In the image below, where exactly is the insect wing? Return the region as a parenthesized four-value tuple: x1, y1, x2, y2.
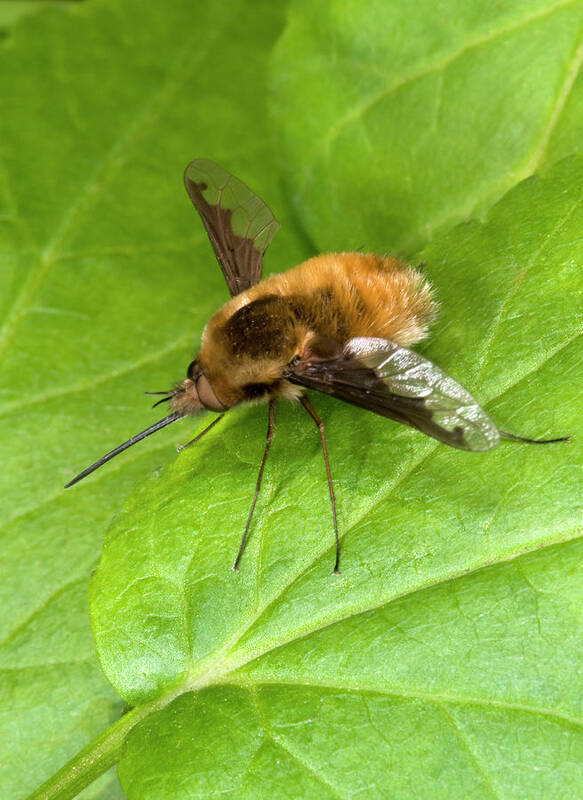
(184, 159, 280, 296)
(289, 336, 500, 451)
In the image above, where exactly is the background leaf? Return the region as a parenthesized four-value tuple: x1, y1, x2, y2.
(0, 0, 304, 797)
(93, 156, 583, 797)
(271, 0, 583, 253)
(0, 1, 62, 31)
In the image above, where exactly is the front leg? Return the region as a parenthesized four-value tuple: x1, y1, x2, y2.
(232, 399, 277, 571)
(300, 395, 340, 574)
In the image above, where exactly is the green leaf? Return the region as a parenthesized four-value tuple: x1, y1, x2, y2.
(92, 155, 583, 797)
(4, 0, 583, 796)
(0, 1, 57, 31)
(271, 0, 583, 254)
(0, 0, 300, 797)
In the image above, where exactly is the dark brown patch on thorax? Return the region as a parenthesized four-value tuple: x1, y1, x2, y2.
(222, 295, 297, 358)
(221, 288, 352, 361)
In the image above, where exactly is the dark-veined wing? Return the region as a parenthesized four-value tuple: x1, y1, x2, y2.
(184, 159, 280, 296)
(287, 336, 500, 451)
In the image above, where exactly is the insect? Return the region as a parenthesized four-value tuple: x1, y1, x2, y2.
(66, 159, 569, 572)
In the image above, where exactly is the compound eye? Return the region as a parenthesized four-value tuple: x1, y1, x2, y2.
(187, 359, 201, 380)
(196, 374, 226, 411)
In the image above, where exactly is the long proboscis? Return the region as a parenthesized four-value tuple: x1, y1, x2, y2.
(64, 412, 182, 488)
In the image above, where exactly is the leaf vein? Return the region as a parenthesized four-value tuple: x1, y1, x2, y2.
(235, 678, 583, 732)
(527, 23, 583, 172)
(215, 527, 583, 690)
(0, 329, 195, 419)
(311, 0, 580, 179)
(248, 686, 344, 799)
(0, 436, 175, 530)
(0, 38, 197, 366)
(437, 702, 503, 800)
(0, 574, 91, 652)
(474, 189, 583, 385)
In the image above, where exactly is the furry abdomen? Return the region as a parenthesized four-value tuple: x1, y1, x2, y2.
(291, 253, 435, 345)
(199, 253, 437, 407)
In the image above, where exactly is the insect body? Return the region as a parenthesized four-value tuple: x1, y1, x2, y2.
(66, 160, 568, 571)
(174, 251, 437, 414)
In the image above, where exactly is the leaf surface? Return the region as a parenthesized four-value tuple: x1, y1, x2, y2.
(271, 0, 583, 253)
(2, 0, 582, 796)
(93, 156, 583, 798)
(0, 0, 300, 796)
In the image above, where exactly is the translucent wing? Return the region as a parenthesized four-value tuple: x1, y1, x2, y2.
(184, 159, 280, 296)
(287, 336, 500, 451)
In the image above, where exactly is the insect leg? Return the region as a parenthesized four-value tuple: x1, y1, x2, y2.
(300, 395, 340, 574)
(232, 400, 277, 571)
(499, 430, 570, 445)
(177, 414, 225, 452)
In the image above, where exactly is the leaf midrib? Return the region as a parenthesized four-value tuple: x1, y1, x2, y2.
(243, 678, 583, 730)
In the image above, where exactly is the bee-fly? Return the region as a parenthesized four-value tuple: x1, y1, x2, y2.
(66, 160, 569, 572)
